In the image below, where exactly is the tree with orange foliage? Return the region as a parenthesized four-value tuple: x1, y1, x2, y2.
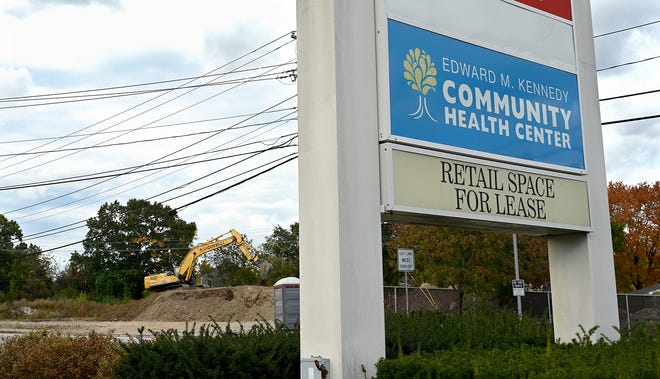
(608, 181, 660, 291)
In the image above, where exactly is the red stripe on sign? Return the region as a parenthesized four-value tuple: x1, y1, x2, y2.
(516, 0, 572, 21)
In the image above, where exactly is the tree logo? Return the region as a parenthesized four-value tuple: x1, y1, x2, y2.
(403, 48, 438, 122)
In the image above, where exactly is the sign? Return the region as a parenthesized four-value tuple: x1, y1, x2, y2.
(382, 145, 591, 232)
(512, 279, 525, 297)
(397, 248, 415, 272)
(386, 19, 584, 171)
(514, 0, 573, 21)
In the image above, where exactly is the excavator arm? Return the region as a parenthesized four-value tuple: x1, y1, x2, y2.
(144, 228, 272, 291)
(231, 229, 273, 284)
(178, 233, 236, 283)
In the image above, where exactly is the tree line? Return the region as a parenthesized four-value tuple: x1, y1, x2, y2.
(0, 181, 657, 302)
(0, 199, 300, 302)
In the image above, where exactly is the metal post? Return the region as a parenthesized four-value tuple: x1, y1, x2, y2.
(394, 287, 398, 313)
(513, 234, 522, 318)
(404, 272, 409, 313)
(547, 291, 553, 324)
(625, 294, 630, 330)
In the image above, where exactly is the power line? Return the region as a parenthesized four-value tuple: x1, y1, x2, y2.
(0, 70, 295, 110)
(0, 132, 297, 190)
(602, 114, 660, 125)
(0, 107, 294, 145)
(0, 31, 296, 176)
(599, 88, 660, 102)
(159, 144, 298, 204)
(597, 55, 660, 72)
(0, 118, 296, 158)
(19, 137, 297, 241)
(38, 154, 298, 254)
(145, 128, 298, 203)
(1, 87, 295, 213)
(23, 223, 88, 241)
(18, 119, 297, 226)
(19, 146, 297, 242)
(9, 105, 296, 226)
(5, 33, 299, 257)
(172, 154, 298, 213)
(4, 33, 299, 254)
(0, 53, 296, 179)
(28, 133, 295, 193)
(594, 19, 660, 38)
(0, 139, 296, 191)
(0, 63, 295, 104)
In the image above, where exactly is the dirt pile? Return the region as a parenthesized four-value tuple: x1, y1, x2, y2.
(134, 286, 274, 322)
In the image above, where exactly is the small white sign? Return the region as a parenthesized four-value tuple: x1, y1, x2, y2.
(397, 248, 415, 272)
(512, 279, 525, 297)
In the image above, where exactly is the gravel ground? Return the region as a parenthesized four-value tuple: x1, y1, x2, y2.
(0, 286, 275, 343)
(0, 320, 262, 343)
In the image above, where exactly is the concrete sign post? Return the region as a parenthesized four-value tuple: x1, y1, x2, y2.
(297, 0, 385, 377)
(546, 0, 619, 342)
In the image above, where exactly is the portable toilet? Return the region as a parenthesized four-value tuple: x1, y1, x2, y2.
(273, 277, 300, 329)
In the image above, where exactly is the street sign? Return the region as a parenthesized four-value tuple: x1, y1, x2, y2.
(512, 279, 525, 297)
(397, 248, 414, 272)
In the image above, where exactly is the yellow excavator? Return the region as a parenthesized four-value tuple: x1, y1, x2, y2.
(143, 229, 272, 291)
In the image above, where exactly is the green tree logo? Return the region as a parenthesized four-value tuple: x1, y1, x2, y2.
(403, 48, 438, 121)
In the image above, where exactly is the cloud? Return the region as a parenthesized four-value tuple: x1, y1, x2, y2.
(0, 66, 33, 97)
(590, 0, 660, 184)
(3, 0, 121, 19)
(591, 0, 660, 70)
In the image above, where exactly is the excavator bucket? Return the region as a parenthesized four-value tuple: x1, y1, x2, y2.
(257, 260, 273, 283)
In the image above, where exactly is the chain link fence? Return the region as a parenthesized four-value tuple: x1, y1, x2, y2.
(384, 286, 660, 330)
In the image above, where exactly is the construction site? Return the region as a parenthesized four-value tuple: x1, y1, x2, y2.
(0, 286, 275, 341)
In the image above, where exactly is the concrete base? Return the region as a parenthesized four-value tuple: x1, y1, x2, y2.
(548, 233, 619, 342)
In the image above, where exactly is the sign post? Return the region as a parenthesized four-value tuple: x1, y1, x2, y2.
(297, 0, 385, 377)
(512, 279, 525, 319)
(513, 234, 523, 318)
(397, 248, 415, 313)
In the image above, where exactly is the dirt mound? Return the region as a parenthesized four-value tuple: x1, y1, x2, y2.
(100, 294, 163, 321)
(134, 286, 274, 322)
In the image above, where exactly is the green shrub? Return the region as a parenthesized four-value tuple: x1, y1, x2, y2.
(94, 270, 143, 301)
(385, 307, 552, 358)
(377, 322, 660, 378)
(0, 331, 121, 379)
(114, 320, 299, 378)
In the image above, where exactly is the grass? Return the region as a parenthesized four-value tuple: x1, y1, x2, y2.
(0, 295, 150, 320)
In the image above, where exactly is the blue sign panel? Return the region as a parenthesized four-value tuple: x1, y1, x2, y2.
(388, 19, 584, 170)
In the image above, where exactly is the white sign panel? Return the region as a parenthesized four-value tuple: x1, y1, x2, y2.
(397, 248, 415, 272)
(381, 144, 591, 234)
(512, 279, 525, 297)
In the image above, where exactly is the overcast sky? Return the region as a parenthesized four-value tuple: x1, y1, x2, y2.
(0, 0, 658, 270)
